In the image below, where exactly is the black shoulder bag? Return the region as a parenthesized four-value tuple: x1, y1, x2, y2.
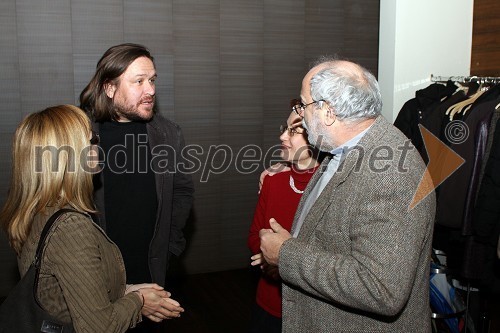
(0, 209, 80, 333)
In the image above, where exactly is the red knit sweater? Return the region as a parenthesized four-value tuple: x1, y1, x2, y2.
(248, 166, 318, 318)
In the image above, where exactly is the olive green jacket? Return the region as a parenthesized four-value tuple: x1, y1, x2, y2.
(18, 208, 142, 333)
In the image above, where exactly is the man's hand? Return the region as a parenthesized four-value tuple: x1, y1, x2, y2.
(259, 218, 291, 265)
(259, 163, 291, 193)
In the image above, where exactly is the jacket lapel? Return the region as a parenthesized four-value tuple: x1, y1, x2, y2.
(146, 117, 166, 217)
(296, 151, 359, 240)
(294, 115, 389, 240)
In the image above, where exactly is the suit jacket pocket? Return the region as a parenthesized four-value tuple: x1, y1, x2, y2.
(313, 229, 349, 253)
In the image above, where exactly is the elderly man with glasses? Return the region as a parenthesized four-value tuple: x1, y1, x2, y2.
(253, 57, 435, 333)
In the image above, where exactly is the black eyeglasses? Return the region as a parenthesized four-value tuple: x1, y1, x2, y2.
(280, 124, 304, 137)
(290, 98, 324, 117)
(90, 130, 100, 145)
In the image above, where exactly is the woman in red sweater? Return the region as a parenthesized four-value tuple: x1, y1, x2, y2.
(247, 111, 321, 333)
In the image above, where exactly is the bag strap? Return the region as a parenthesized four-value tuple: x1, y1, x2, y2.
(33, 208, 81, 267)
(32, 208, 87, 309)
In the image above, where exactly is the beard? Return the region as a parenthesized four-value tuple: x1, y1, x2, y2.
(303, 115, 335, 152)
(113, 96, 156, 122)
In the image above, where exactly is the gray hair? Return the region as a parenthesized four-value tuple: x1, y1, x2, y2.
(309, 58, 382, 122)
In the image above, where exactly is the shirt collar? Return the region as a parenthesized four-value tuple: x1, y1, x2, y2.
(329, 123, 372, 156)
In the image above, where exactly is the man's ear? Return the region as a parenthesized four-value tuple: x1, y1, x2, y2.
(324, 103, 337, 126)
(104, 82, 116, 98)
(324, 103, 334, 118)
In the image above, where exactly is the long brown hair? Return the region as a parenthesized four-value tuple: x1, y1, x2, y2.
(0, 105, 96, 254)
(79, 43, 155, 122)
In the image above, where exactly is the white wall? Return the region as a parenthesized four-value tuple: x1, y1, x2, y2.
(379, 0, 474, 122)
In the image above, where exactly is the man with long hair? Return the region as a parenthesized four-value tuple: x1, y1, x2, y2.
(80, 43, 194, 332)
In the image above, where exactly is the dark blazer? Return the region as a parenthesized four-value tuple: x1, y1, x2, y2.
(92, 114, 194, 286)
(279, 116, 436, 332)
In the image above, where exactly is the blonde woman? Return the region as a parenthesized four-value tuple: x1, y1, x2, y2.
(0, 105, 183, 333)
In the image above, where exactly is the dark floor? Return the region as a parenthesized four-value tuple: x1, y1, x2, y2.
(0, 267, 259, 333)
(2, 267, 500, 332)
(164, 269, 500, 333)
(162, 267, 259, 333)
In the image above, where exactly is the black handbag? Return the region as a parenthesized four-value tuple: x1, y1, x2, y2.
(0, 209, 81, 333)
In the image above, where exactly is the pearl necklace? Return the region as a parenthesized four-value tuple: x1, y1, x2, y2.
(289, 175, 304, 194)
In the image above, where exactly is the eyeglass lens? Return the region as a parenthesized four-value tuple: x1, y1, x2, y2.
(280, 124, 304, 136)
(290, 99, 303, 115)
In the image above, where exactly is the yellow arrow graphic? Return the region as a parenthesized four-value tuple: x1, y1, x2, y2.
(410, 124, 465, 209)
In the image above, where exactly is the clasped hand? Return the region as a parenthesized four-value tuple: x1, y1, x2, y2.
(250, 253, 281, 281)
(251, 218, 291, 266)
(126, 283, 184, 322)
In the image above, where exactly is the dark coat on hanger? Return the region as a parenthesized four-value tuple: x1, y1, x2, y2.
(435, 91, 467, 146)
(473, 104, 500, 292)
(436, 100, 495, 231)
(435, 99, 499, 280)
(394, 82, 456, 163)
(425, 91, 465, 134)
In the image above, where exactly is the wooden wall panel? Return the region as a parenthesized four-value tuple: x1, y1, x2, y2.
(172, 0, 223, 273)
(471, 0, 500, 76)
(17, 0, 74, 112)
(263, 0, 306, 151)
(71, 0, 124, 104)
(0, 1, 21, 128)
(306, 0, 379, 76)
(219, 0, 264, 271)
(0, 0, 379, 294)
(71, 0, 124, 54)
(0, 0, 21, 298)
(124, 0, 174, 119)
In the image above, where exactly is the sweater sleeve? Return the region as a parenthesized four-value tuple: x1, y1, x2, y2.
(44, 214, 142, 333)
(247, 175, 271, 254)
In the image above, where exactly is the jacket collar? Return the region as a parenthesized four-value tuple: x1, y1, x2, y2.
(295, 115, 390, 239)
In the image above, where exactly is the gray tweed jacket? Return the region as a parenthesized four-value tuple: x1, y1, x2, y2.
(279, 115, 436, 333)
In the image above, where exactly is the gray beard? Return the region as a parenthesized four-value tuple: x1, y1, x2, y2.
(303, 117, 334, 152)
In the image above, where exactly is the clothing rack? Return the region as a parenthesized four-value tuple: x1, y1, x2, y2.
(431, 74, 500, 84)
